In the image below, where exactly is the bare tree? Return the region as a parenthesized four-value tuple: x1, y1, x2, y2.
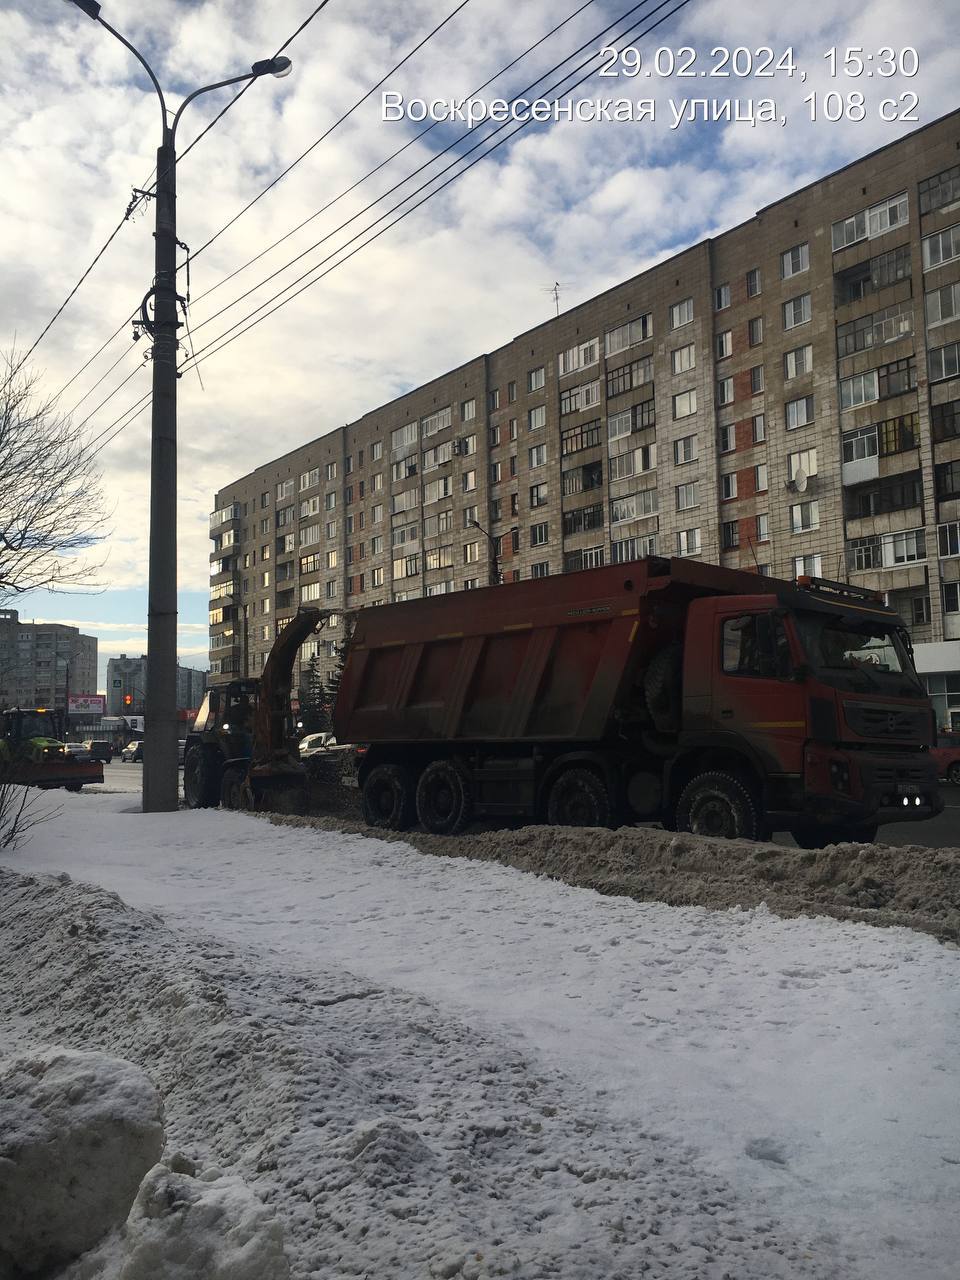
(0, 353, 106, 604)
(0, 774, 53, 850)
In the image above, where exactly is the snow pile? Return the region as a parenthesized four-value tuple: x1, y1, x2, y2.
(0, 865, 836, 1279)
(62, 1164, 290, 1280)
(273, 811, 960, 941)
(0, 1048, 163, 1273)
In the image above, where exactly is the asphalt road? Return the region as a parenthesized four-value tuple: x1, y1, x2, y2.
(93, 763, 960, 848)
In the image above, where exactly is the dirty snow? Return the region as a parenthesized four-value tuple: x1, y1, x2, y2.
(2, 789, 960, 1279)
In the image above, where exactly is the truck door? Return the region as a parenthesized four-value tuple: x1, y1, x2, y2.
(712, 610, 807, 775)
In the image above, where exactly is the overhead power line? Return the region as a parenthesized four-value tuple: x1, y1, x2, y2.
(181, 0, 691, 373)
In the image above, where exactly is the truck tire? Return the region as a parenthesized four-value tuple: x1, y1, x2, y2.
(220, 766, 246, 811)
(644, 643, 682, 733)
(676, 771, 762, 841)
(362, 763, 415, 831)
(791, 822, 878, 848)
(416, 759, 472, 835)
(546, 767, 612, 828)
(184, 745, 221, 809)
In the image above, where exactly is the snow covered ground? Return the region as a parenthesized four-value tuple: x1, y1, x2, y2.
(3, 790, 959, 1279)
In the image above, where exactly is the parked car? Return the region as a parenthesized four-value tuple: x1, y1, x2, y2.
(298, 731, 336, 758)
(931, 732, 960, 785)
(121, 740, 144, 763)
(83, 739, 113, 763)
(64, 742, 92, 762)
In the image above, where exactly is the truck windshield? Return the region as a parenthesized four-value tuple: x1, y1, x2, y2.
(21, 712, 56, 738)
(792, 611, 920, 693)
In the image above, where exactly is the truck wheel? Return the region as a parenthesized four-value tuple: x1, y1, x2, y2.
(791, 822, 878, 848)
(949, 762, 960, 786)
(362, 764, 415, 831)
(220, 766, 246, 811)
(676, 772, 761, 841)
(184, 746, 220, 809)
(416, 759, 472, 835)
(546, 767, 612, 828)
(644, 642, 683, 733)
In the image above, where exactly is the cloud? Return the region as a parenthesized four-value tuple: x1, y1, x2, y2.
(1, 0, 955, 601)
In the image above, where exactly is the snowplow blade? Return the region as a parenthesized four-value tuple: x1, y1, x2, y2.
(2, 760, 104, 789)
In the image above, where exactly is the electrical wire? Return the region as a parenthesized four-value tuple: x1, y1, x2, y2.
(182, 0, 691, 373)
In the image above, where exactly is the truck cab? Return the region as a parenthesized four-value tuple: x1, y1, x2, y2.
(673, 577, 940, 844)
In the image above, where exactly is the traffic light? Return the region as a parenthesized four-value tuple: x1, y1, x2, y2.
(123, 694, 133, 707)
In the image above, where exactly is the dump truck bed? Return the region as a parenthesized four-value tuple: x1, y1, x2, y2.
(335, 556, 782, 746)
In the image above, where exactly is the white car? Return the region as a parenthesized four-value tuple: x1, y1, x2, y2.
(298, 732, 338, 759)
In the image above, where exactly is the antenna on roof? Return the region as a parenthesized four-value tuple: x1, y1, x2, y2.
(543, 281, 564, 317)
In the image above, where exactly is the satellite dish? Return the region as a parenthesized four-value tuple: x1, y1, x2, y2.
(793, 468, 808, 493)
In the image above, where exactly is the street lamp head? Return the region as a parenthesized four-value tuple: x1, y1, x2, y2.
(62, 0, 102, 18)
(251, 55, 293, 78)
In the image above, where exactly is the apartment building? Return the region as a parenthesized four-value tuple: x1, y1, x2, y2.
(210, 109, 960, 712)
(0, 609, 97, 710)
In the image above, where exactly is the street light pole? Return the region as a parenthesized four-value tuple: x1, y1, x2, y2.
(62, 1, 292, 811)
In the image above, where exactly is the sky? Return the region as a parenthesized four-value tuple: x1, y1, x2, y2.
(0, 0, 955, 690)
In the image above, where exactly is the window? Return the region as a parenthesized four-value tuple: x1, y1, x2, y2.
(371, 440, 383, 461)
(527, 366, 545, 392)
(676, 481, 699, 511)
(747, 267, 762, 297)
(558, 339, 599, 376)
(787, 448, 817, 482)
(563, 503, 603, 535)
(920, 163, 960, 216)
(489, 461, 502, 485)
(460, 398, 476, 422)
(756, 513, 769, 541)
(785, 395, 814, 429)
(748, 316, 763, 347)
(721, 520, 739, 550)
(392, 421, 418, 452)
(530, 522, 549, 547)
(714, 283, 731, 311)
(299, 467, 319, 491)
(840, 370, 879, 410)
(509, 455, 517, 478)
(790, 500, 819, 532)
(612, 534, 658, 563)
(276, 479, 294, 501)
(322, 461, 336, 482)
(877, 357, 916, 399)
(755, 463, 768, 491)
(325, 550, 337, 569)
(670, 297, 693, 329)
(527, 405, 546, 432)
(831, 192, 908, 250)
(715, 331, 732, 360)
(926, 282, 960, 328)
(933, 400, 960, 443)
(370, 566, 385, 588)
(462, 506, 478, 529)
(529, 444, 546, 468)
(923, 223, 960, 271)
(783, 294, 811, 329)
(564, 547, 605, 572)
(783, 345, 813, 381)
(780, 242, 809, 279)
(673, 435, 697, 464)
(752, 413, 766, 443)
(261, 491, 270, 508)
(560, 381, 601, 415)
(561, 419, 602, 455)
(373, 503, 384, 523)
(531, 562, 550, 579)
(930, 342, 960, 383)
(462, 469, 477, 492)
(610, 489, 658, 523)
(421, 407, 453, 438)
(750, 365, 764, 394)
(673, 389, 697, 419)
(672, 343, 696, 374)
(677, 528, 701, 556)
(423, 475, 453, 506)
(489, 424, 501, 449)
(529, 482, 548, 508)
(794, 554, 823, 578)
(606, 354, 653, 398)
(508, 380, 517, 403)
(300, 496, 321, 518)
(371, 534, 384, 555)
(719, 424, 734, 453)
(717, 377, 734, 406)
(324, 491, 337, 511)
(604, 314, 653, 355)
(488, 389, 500, 412)
(720, 473, 737, 500)
(842, 425, 879, 462)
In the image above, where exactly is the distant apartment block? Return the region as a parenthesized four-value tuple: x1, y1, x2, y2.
(209, 109, 960, 717)
(0, 609, 97, 710)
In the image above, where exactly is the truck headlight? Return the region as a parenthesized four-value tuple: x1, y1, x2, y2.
(829, 759, 850, 794)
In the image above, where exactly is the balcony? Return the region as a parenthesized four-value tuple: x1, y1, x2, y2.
(847, 528, 926, 573)
(209, 503, 241, 535)
(209, 575, 241, 604)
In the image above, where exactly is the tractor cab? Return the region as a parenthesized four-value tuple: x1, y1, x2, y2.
(0, 707, 67, 764)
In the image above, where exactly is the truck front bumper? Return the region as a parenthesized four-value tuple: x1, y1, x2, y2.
(788, 747, 944, 826)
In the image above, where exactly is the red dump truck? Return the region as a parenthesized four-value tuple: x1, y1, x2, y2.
(334, 556, 942, 846)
